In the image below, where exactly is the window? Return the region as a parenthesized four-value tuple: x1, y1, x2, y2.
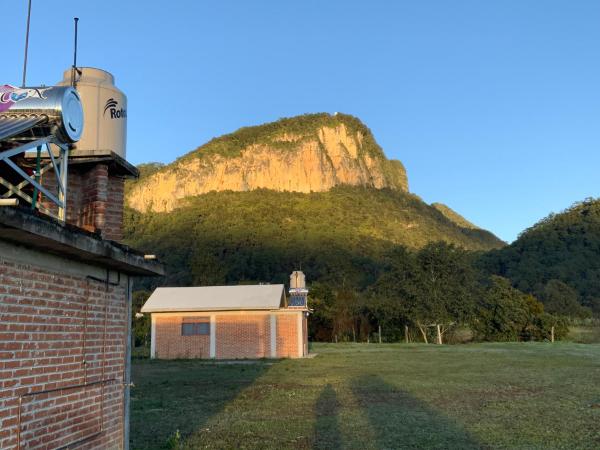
(181, 318, 210, 336)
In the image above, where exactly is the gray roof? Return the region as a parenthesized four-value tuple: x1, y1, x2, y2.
(141, 284, 286, 313)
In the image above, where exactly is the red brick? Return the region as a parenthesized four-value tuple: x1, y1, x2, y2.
(154, 312, 304, 359)
(0, 258, 127, 449)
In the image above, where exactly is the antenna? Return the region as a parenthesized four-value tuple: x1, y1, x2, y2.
(21, 0, 33, 87)
(70, 17, 80, 87)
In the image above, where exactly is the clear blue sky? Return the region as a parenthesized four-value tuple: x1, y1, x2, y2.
(4, 1, 599, 243)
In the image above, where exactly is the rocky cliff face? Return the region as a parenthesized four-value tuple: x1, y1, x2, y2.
(126, 114, 408, 212)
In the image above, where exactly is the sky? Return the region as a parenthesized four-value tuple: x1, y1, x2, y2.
(3, 0, 599, 243)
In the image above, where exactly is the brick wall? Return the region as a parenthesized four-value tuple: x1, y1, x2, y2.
(277, 314, 299, 358)
(41, 164, 125, 242)
(152, 311, 304, 359)
(154, 316, 210, 359)
(215, 314, 271, 359)
(0, 254, 128, 449)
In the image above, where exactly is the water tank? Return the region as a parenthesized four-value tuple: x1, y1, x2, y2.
(0, 85, 83, 143)
(290, 271, 306, 290)
(59, 67, 127, 158)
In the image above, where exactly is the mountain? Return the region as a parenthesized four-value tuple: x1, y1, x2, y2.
(127, 113, 408, 213)
(124, 113, 504, 288)
(432, 203, 480, 230)
(480, 198, 600, 316)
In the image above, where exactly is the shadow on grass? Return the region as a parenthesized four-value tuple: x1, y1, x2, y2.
(351, 375, 482, 449)
(313, 384, 342, 449)
(130, 359, 275, 450)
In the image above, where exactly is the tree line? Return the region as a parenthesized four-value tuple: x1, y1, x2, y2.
(131, 241, 571, 347)
(308, 242, 568, 344)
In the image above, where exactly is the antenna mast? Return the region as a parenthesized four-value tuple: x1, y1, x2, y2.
(21, 0, 33, 87)
(71, 17, 80, 87)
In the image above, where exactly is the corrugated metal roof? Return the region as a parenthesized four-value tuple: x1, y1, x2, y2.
(0, 115, 47, 141)
(141, 284, 286, 312)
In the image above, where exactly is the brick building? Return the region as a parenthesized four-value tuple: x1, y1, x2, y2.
(0, 76, 163, 449)
(141, 283, 310, 359)
(0, 208, 162, 449)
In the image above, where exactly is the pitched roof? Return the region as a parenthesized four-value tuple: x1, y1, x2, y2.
(141, 284, 286, 313)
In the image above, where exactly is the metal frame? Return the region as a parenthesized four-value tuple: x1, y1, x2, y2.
(0, 136, 69, 222)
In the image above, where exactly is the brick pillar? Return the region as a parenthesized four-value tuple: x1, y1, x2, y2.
(104, 175, 124, 242)
(38, 161, 125, 242)
(76, 165, 124, 242)
(81, 164, 109, 234)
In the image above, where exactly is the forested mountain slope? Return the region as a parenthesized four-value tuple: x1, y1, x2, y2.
(432, 203, 480, 230)
(125, 187, 504, 288)
(481, 198, 600, 316)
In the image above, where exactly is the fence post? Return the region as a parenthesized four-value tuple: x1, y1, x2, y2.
(551, 326, 555, 343)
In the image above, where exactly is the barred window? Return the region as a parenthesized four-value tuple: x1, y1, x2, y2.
(181, 318, 210, 336)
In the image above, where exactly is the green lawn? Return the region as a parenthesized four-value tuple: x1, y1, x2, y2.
(130, 343, 600, 449)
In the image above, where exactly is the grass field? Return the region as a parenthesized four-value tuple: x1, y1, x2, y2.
(130, 343, 600, 449)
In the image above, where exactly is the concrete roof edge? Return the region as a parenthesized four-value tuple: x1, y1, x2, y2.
(68, 150, 139, 178)
(153, 284, 285, 290)
(0, 207, 164, 276)
(26, 150, 140, 178)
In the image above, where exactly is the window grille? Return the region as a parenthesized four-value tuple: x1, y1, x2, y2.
(181, 319, 210, 336)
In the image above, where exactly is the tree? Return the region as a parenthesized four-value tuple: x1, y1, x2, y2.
(132, 290, 151, 347)
(307, 283, 336, 341)
(409, 242, 477, 343)
(366, 246, 415, 342)
(538, 279, 592, 318)
(473, 276, 558, 341)
(331, 288, 361, 342)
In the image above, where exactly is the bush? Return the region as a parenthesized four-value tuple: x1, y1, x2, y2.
(445, 326, 474, 344)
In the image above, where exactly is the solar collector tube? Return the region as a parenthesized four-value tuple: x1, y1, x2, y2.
(0, 86, 83, 144)
(0, 115, 47, 141)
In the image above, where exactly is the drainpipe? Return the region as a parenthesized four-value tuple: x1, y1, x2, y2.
(124, 275, 132, 450)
